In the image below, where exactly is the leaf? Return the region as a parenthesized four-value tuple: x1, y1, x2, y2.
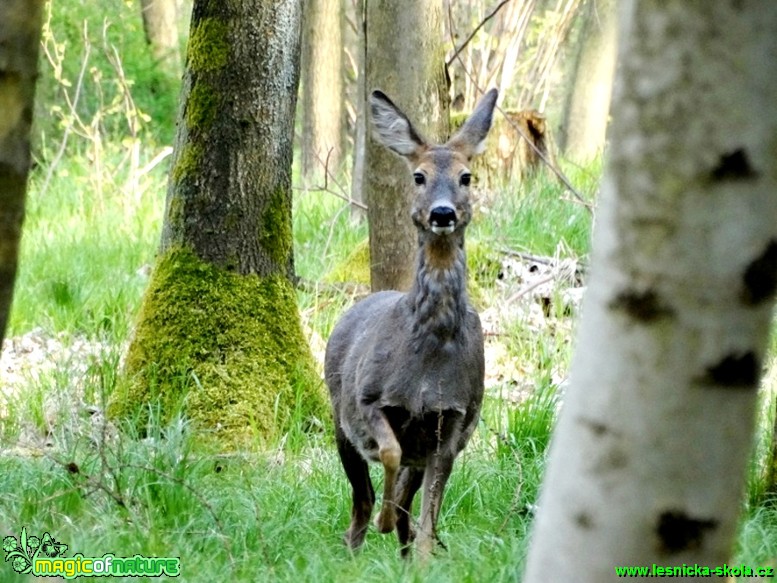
(19, 528, 27, 558)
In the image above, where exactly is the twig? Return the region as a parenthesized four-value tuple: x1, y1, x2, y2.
(446, 0, 513, 68)
(40, 19, 91, 198)
(498, 248, 554, 265)
(445, 4, 592, 213)
(293, 135, 368, 211)
(505, 274, 555, 304)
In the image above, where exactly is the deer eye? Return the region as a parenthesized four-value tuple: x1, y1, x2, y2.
(413, 172, 426, 186)
(460, 173, 472, 187)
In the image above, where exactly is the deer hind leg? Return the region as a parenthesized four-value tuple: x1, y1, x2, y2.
(366, 408, 402, 534)
(394, 466, 424, 558)
(335, 428, 375, 549)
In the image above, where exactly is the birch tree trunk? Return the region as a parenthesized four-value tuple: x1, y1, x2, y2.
(0, 0, 44, 346)
(524, 2, 777, 580)
(363, 0, 449, 291)
(113, 0, 326, 448)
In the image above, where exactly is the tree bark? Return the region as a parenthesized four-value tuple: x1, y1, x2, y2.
(0, 0, 44, 347)
(114, 0, 326, 447)
(525, 2, 777, 580)
(301, 0, 345, 183)
(140, 0, 181, 74)
(349, 0, 367, 222)
(363, 0, 449, 292)
(559, 0, 616, 162)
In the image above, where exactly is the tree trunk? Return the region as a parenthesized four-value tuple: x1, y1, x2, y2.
(140, 0, 181, 75)
(113, 0, 326, 448)
(0, 0, 44, 347)
(363, 0, 449, 292)
(349, 0, 367, 222)
(301, 0, 345, 183)
(524, 2, 777, 580)
(559, 0, 616, 162)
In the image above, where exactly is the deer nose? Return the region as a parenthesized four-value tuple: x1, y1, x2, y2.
(429, 205, 457, 235)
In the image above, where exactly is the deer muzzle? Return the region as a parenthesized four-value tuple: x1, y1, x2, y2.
(429, 204, 457, 235)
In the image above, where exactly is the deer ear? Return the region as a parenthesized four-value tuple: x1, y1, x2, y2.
(448, 88, 498, 160)
(370, 90, 427, 159)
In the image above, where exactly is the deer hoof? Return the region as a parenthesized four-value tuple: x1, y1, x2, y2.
(343, 525, 367, 549)
(374, 509, 396, 533)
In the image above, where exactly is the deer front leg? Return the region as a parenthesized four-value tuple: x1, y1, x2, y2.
(366, 408, 402, 534)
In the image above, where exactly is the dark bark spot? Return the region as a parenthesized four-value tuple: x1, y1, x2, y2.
(656, 510, 717, 554)
(741, 240, 777, 305)
(609, 289, 674, 322)
(710, 148, 757, 181)
(578, 417, 609, 437)
(696, 351, 759, 389)
(575, 512, 593, 529)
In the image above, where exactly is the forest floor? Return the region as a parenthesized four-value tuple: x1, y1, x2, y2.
(0, 249, 586, 454)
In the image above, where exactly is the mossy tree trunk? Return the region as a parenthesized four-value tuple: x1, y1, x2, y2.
(300, 0, 345, 183)
(114, 0, 326, 447)
(0, 0, 44, 346)
(524, 2, 777, 580)
(363, 0, 449, 292)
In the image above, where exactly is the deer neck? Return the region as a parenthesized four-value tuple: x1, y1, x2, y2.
(407, 231, 470, 350)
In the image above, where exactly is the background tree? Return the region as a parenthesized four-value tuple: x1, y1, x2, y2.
(524, 2, 777, 580)
(559, 0, 616, 162)
(362, 0, 449, 291)
(0, 0, 45, 348)
(111, 0, 326, 447)
(348, 0, 367, 222)
(300, 0, 345, 183)
(139, 0, 182, 75)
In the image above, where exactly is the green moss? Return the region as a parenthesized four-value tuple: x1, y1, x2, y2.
(185, 79, 218, 130)
(325, 238, 371, 285)
(171, 143, 202, 184)
(450, 112, 467, 133)
(111, 247, 327, 449)
(188, 19, 229, 73)
(260, 187, 293, 266)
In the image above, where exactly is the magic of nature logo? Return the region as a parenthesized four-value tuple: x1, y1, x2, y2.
(3, 527, 180, 579)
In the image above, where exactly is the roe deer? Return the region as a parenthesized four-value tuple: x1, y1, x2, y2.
(324, 88, 498, 558)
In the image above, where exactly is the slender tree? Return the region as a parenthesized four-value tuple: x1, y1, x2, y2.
(112, 0, 326, 446)
(524, 2, 777, 580)
(349, 0, 367, 222)
(559, 0, 616, 162)
(0, 0, 45, 347)
(362, 0, 449, 291)
(301, 0, 345, 183)
(140, 0, 181, 74)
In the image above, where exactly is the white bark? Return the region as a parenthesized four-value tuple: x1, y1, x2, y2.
(524, 2, 777, 581)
